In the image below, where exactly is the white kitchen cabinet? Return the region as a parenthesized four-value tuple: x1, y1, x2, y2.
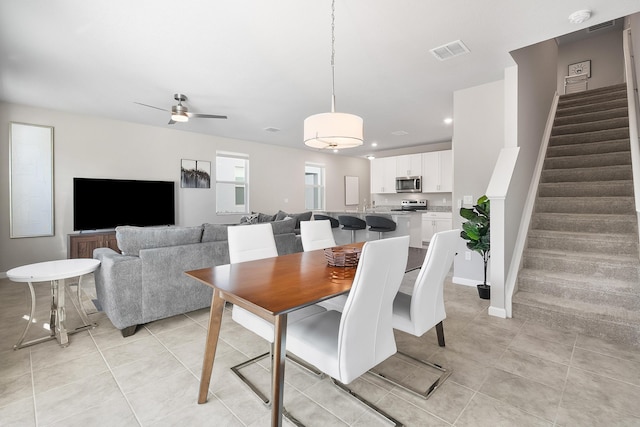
(422, 150, 452, 193)
(422, 212, 453, 243)
(395, 154, 422, 177)
(370, 157, 397, 194)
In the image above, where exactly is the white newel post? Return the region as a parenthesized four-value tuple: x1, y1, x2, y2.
(486, 147, 519, 318)
(487, 195, 506, 318)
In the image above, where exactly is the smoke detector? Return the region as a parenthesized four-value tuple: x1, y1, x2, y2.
(568, 10, 591, 24)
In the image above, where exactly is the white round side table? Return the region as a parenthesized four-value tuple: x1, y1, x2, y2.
(7, 258, 101, 349)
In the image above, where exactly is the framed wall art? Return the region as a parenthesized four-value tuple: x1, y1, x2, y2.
(568, 60, 591, 78)
(181, 159, 211, 188)
(345, 175, 359, 206)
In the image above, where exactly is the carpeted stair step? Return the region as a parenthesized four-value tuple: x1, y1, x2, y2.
(546, 138, 630, 158)
(555, 98, 628, 118)
(522, 248, 639, 282)
(535, 196, 635, 214)
(551, 117, 629, 136)
(553, 107, 628, 127)
(512, 291, 640, 347)
(513, 83, 639, 347)
(557, 86, 627, 108)
(517, 269, 640, 310)
(538, 180, 633, 197)
(543, 151, 631, 169)
(549, 128, 630, 146)
(527, 229, 638, 256)
(541, 165, 632, 183)
(530, 213, 637, 234)
(559, 83, 626, 100)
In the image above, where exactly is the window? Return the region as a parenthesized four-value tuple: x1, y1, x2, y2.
(305, 163, 325, 210)
(216, 153, 249, 214)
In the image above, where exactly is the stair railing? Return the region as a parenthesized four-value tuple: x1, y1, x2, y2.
(623, 28, 640, 252)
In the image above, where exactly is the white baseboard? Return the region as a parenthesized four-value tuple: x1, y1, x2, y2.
(488, 306, 507, 318)
(452, 276, 491, 288)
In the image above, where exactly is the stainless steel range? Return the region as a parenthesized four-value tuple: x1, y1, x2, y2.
(392, 199, 428, 211)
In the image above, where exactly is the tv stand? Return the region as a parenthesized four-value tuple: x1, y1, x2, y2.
(68, 231, 120, 259)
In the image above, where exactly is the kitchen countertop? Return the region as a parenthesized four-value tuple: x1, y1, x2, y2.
(366, 206, 452, 214)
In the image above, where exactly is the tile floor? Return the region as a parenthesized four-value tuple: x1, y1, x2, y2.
(1, 271, 639, 426)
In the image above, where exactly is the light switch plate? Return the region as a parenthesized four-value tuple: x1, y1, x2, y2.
(463, 195, 473, 205)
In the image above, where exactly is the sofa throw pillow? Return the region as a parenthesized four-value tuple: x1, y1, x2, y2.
(201, 223, 229, 242)
(116, 225, 204, 256)
(293, 211, 312, 228)
(240, 213, 259, 224)
(270, 217, 296, 235)
(274, 210, 312, 230)
(257, 212, 277, 223)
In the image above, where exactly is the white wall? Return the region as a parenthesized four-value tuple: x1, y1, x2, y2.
(0, 102, 369, 273)
(492, 39, 558, 315)
(556, 28, 625, 92)
(452, 80, 505, 286)
(630, 13, 640, 81)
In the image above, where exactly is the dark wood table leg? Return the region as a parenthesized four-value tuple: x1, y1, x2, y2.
(198, 290, 225, 404)
(271, 313, 287, 427)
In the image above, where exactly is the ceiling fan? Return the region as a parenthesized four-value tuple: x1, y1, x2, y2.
(134, 93, 227, 124)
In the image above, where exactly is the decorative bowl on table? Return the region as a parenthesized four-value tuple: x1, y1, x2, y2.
(324, 247, 362, 268)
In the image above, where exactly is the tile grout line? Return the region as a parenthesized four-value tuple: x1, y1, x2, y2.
(88, 329, 144, 427)
(143, 321, 251, 427)
(551, 331, 577, 427)
(29, 349, 39, 427)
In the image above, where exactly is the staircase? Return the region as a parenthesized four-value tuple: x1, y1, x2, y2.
(512, 83, 640, 346)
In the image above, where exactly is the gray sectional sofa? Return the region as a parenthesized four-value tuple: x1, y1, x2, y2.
(93, 219, 302, 336)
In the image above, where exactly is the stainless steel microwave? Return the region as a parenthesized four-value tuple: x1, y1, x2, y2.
(395, 176, 421, 193)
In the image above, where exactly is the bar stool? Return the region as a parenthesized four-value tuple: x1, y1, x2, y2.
(314, 214, 339, 228)
(366, 215, 397, 239)
(338, 215, 366, 243)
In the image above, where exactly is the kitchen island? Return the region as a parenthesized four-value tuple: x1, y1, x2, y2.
(316, 211, 423, 248)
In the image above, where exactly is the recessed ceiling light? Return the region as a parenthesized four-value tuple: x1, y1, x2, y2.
(568, 10, 591, 24)
(371, 142, 378, 147)
(333, 149, 339, 153)
(443, 117, 453, 125)
(264, 127, 280, 132)
(366, 155, 375, 160)
(391, 130, 408, 136)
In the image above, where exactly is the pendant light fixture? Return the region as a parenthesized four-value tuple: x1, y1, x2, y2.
(304, 0, 363, 150)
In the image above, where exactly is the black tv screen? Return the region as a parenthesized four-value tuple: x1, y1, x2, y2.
(73, 178, 175, 231)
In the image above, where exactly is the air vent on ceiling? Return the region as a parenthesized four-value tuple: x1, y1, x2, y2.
(264, 127, 280, 133)
(430, 40, 470, 61)
(587, 20, 615, 32)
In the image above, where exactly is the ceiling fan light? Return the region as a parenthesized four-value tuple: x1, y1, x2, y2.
(304, 112, 364, 149)
(171, 112, 188, 122)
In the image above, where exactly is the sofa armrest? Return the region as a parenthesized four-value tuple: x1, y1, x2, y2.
(93, 248, 143, 330)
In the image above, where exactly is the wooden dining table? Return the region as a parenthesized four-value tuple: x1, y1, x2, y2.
(185, 241, 423, 427)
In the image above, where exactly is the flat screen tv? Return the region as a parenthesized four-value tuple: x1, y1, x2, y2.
(73, 178, 175, 231)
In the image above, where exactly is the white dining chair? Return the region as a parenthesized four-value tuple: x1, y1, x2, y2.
(285, 235, 410, 426)
(227, 223, 326, 406)
(300, 220, 336, 251)
(299, 220, 350, 312)
(370, 228, 459, 399)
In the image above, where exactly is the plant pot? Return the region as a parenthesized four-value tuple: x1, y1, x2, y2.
(477, 284, 490, 300)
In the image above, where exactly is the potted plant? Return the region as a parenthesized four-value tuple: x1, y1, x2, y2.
(459, 195, 490, 299)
